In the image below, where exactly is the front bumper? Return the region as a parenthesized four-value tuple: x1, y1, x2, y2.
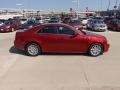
(94, 27, 107, 31)
(104, 43, 110, 52)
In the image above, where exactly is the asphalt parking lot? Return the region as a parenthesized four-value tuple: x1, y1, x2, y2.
(0, 30, 120, 90)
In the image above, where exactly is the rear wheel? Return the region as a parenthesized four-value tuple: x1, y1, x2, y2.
(26, 43, 41, 56)
(88, 43, 103, 57)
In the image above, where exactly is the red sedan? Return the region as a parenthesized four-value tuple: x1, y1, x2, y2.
(107, 19, 120, 31)
(14, 23, 109, 56)
(0, 20, 21, 33)
(69, 20, 84, 30)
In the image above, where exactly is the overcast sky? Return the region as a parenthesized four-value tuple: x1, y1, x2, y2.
(0, 0, 119, 11)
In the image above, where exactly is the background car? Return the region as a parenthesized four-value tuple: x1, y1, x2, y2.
(0, 19, 21, 32)
(14, 23, 109, 57)
(107, 19, 120, 31)
(20, 18, 28, 24)
(69, 20, 83, 30)
(43, 17, 51, 23)
(36, 17, 44, 24)
(0, 19, 6, 26)
(87, 19, 107, 32)
(81, 18, 89, 26)
(49, 16, 60, 23)
(20, 20, 39, 29)
(63, 17, 71, 24)
(48, 20, 59, 23)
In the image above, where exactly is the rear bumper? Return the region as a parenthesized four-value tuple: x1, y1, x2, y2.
(14, 39, 25, 51)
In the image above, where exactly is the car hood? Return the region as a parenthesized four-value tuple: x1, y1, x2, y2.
(85, 31, 105, 39)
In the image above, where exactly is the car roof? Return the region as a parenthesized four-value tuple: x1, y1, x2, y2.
(34, 23, 77, 32)
(39, 23, 70, 26)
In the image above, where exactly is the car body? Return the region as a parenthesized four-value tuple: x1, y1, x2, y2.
(0, 19, 21, 32)
(20, 18, 28, 24)
(87, 19, 107, 32)
(49, 16, 60, 23)
(20, 20, 39, 29)
(104, 17, 113, 24)
(107, 19, 120, 31)
(14, 23, 109, 56)
(63, 17, 71, 24)
(63, 18, 84, 30)
(69, 20, 83, 30)
(48, 20, 59, 23)
(81, 18, 89, 25)
(0, 19, 6, 26)
(43, 17, 51, 23)
(92, 16, 104, 21)
(36, 17, 44, 24)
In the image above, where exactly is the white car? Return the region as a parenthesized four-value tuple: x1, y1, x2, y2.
(81, 18, 89, 25)
(36, 17, 44, 24)
(44, 17, 51, 23)
(20, 19, 27, 24)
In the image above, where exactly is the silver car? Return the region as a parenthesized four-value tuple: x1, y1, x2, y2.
(87, 19, 107, 32)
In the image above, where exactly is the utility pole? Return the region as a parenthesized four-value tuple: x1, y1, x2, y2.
(101, 0, 103, 11)
(107, 0, 110, 11)
(72, 0, 80, 17)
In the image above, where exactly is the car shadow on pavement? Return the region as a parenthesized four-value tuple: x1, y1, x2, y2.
(9, 46, 89, 56)
(9, 46, 27, 56)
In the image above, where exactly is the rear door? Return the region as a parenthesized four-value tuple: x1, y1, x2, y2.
(36, 25, 63, 52)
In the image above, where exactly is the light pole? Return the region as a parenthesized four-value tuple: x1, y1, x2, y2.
(72, 0, 80, 17)
(16, 3, 23, 13)
(107, 0, 111, 10)
(72, 0, 80, 12)
(100, 0, 103, 11)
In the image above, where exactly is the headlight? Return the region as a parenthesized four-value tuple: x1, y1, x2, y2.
(0, 29, 4, 31)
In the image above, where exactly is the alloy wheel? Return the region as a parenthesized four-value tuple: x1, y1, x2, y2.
(89, 43, 103, 56)
(26, 43, 41, 56)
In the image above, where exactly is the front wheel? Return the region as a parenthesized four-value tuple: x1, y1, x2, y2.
(26, 43, 41, 56)
(88, 43, 103, 57)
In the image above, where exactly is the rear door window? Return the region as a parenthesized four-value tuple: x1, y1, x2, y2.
(38, 26, 58, 34)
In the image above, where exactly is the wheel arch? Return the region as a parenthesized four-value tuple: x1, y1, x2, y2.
(87, 42, 104, 52)
(24, 41, 42, 52)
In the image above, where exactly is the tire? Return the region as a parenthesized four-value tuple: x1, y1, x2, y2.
(88, 43, 103, 57)
(26, 43, 41, 56)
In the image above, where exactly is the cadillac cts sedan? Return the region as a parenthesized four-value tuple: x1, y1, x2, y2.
(14, 23, 109, 56)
